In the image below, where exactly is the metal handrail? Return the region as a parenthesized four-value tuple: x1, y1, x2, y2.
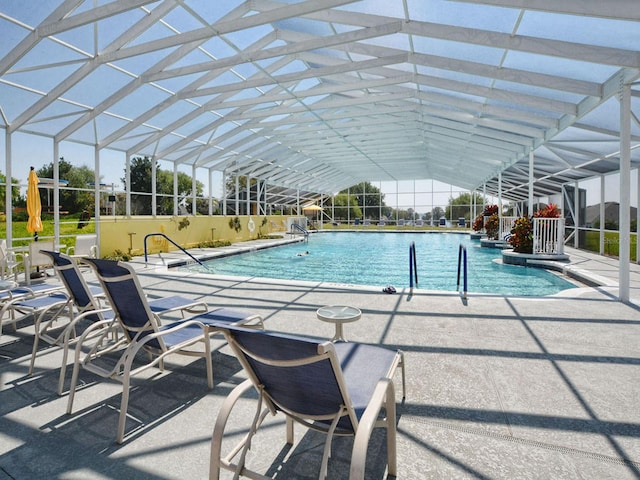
(144, 233, 206, 268)
(457, 244, 468, 299)
(409, 241, 418, 288)
(291, 223, 309, 242)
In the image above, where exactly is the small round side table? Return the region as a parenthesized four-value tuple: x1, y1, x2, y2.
(316, 305, 362, 342)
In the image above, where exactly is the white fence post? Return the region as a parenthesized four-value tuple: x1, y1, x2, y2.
(533, 218, 565, 255)
(500, 216, 517, 240)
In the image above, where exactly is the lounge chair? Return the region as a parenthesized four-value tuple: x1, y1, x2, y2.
(362, 218, 371, 226)
(397, 219, 405, 227)
(0, 285, 71, 339)
(354, 218, 361, 226)
(67, 258, 263, 443)
(31, 251, 210, 395)
(415, 219, 424, 227)
(210, 325, 405, 480)
(378, 220, 386, 227)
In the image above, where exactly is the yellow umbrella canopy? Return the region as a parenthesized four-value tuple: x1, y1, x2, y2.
(27, 166, 43, 239)
(302, 204, 323, 211)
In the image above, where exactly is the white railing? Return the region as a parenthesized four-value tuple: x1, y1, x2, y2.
(500, 216, 517, 240)
(533, 217, 565, 255)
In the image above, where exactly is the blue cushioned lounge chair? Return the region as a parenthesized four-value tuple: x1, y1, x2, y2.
(210, 325, 404, 480)
(67, 258, 263, 444)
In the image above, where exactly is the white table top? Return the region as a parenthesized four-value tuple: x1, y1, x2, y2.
(316, 305, 361, 323)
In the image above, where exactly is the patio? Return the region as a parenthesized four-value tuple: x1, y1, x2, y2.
(1, 240, 639, 479)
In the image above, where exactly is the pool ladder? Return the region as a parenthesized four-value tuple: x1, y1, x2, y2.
(457, 244, 468, 299)
(409, 241, 418, 288)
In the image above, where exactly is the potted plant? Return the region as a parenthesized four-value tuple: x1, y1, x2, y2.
(473, 204, 498, 233)
(484, 213, 500, 240)
(508, 204, 560, 253)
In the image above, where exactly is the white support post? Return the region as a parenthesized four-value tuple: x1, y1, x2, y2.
(208, 169, 213, 216)
(599, 175, 605, 255)
(151, 157, 157, 217)
(498, 171, 503, 238)
(54, 143, 60, 245)
(191, 165, 198, 215)
(246, 176, 251, 216)
(222, 170, 227, 216)
(93, 146, 100, 253)
(192, 164, 197, 215)
(173, 163, 179, 216)
(5, 131, 12, 244)
(574, 181, 579, 249)
(637, 168, 640, 264)
(528, 150, 534, 216)
(125, 154, 131, 217)
(619, 83, 631, 302)
(234, 175, 239, 215)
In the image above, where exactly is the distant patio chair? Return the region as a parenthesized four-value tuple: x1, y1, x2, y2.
(362, 218, 371, 226)
(0, 239, 23, 281)
(67, 258, 263, 443)
(439, 217, 447, 227)
(378, 220, 386, 227)
(24, 241, 55, 284)
(66, 234, 97, 260)
(354, 218, 361, 226)
(397, 219, 405, 227)
(210, 325, 405, 480)
(458, 217, 466, 227)
(415, 219, 424, 227)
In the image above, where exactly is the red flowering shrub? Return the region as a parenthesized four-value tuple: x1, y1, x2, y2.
(472, 204, 499, 232)
(509, 204, 561, 253)
(484, 213, 500, 239)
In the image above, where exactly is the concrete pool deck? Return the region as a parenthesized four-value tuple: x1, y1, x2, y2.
(1, 236, 639, 479)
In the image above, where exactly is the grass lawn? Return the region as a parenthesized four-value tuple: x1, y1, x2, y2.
(583, 230, 637, 262)
(1, 214, 95, 250)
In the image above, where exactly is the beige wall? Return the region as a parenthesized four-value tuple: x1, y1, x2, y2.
(99, 215, 290, 257)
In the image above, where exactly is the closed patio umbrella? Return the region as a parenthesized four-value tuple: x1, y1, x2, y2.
(27, 166, 43, 241)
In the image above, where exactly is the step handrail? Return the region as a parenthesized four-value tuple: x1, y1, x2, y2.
(291, 223, 309, 242)
(409, 241, 418, 288)
(144, 233, 206, 268)
(457, 244, 468, 299)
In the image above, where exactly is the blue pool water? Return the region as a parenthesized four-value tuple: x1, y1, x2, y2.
(184, 232, 576, 296)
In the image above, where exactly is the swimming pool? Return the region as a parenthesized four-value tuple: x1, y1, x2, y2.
(183, 232, 577, 296)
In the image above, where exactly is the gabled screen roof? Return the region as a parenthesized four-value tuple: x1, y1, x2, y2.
(1, 0, 639, 201)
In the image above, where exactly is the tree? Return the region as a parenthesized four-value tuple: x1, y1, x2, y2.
(223, 175, 260, 215)
(339, 182, 388, 219)
(431, 206, 445, 222)
(330, 193, 362, 220)
(37, 158, 96, 214)
(125, 156, 204, 215)
(0, 172, 23, 212)
(445, 192, 485, 221)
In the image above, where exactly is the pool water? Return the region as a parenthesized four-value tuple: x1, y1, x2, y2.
(184, 232, 576, 296)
